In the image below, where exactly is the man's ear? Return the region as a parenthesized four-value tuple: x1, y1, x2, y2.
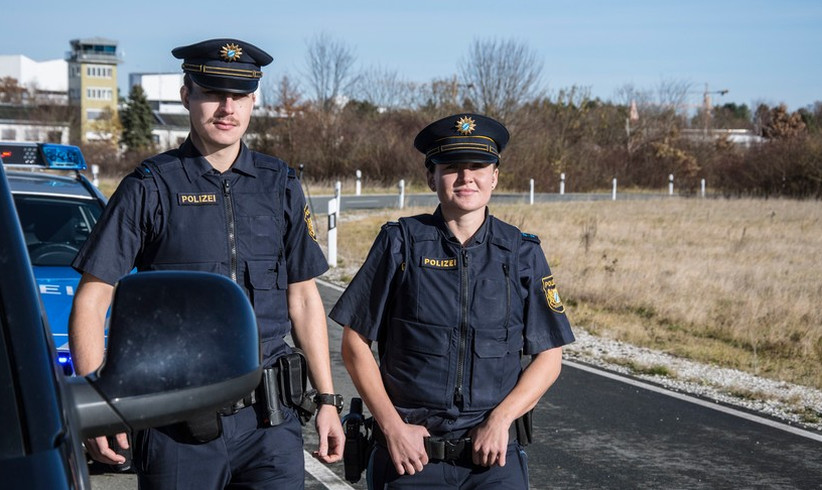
(180, 85, 189, 110)
(427, 170, 436, 191)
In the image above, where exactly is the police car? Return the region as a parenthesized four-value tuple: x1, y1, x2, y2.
(1, 141, 107, 375)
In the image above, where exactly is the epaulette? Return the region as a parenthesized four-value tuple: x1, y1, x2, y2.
(381, 221, 399, 230)
(521, 232, 541, 244)
(134, 163, 154, 180)
(287, 166, 297, 178)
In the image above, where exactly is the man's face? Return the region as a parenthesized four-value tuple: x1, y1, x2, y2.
(182, 83, 255, 153)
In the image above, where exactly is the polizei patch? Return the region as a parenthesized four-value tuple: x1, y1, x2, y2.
(541, 275, 565, 313)
(178, 193, 218, 205)
(420, 257, 457, 269)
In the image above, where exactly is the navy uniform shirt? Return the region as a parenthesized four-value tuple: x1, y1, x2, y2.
(73, 138, 327, 362)
(330, 207, 574, 435)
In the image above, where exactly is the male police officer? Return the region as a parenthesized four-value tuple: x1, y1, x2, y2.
(69, 38, 344, 488)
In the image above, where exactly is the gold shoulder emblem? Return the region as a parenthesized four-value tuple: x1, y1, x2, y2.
(304, 204, 317, 242)
(541, 275, 565, 313)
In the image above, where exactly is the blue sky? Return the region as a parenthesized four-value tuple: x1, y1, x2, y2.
(5, 0, 821, 111)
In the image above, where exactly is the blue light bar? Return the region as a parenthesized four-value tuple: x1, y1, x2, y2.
(40, 144, 87, 170)
(0, 142, 87, 171)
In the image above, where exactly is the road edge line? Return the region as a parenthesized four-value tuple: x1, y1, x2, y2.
(564, 359, 822, 443)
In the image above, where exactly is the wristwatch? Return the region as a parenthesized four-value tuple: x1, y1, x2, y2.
(315, 393, 344, 413)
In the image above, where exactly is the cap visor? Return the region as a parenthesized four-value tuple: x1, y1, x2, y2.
(189, 73, 258, 94)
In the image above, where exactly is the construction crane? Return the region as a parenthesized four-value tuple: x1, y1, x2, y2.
(699, 83, 729, 135)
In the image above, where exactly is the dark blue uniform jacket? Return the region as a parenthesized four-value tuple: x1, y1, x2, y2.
(330, 207, 574, 435)
(73, 139, 327, 365)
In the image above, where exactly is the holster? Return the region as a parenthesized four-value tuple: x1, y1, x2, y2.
(185, 410, 223, 443)
(515, 409, 533, 446)
(342, 398, 374, 483)
(276, 349, 317, 426)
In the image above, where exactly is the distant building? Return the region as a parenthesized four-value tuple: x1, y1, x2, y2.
(0, 54, 68, 104)
(681, 128, 766, 147)
(129, 73, 187, 114)
(0, 105, 71, 144)
(66, 37, 123, 143)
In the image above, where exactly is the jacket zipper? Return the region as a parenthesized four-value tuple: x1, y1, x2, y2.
(222, 179, 238, 282)
(503, 263, 510, 329)
(455, 248, 469, 407)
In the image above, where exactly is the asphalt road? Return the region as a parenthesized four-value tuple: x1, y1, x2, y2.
(91, 279, 822, 490)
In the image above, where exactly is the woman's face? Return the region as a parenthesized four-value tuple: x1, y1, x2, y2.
(428, 161, 499, 218)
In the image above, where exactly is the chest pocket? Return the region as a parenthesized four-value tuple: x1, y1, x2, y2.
(234, 191, 283, 259)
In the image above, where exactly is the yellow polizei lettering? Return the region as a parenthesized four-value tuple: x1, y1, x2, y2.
(422, 257, 457, 269)
(179, 193, 217, 205)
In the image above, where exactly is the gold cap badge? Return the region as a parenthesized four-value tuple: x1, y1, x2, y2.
(455, 116, 476, 135)
(220, 43, 243, 62)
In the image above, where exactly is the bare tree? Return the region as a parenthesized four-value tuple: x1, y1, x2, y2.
(353, 66, 416, 111)
(459, 38, 543, 120)
(303, 32, 358, 112)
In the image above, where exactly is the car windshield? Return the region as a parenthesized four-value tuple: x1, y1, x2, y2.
(13, 195, 103, 267)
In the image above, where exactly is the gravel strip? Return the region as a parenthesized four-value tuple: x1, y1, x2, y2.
(565, 328, 822, 432)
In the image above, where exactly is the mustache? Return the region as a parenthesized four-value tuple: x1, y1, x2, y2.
(209, 117, 240, 126)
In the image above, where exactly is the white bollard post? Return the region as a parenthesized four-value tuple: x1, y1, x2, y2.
(612, 178, 618, 201)
(355, 170, 362, 196)
(701, 178, 706, 198)
(529, 179, 535, 205)
(560, 172, 566, 195)
(335, 181, 342, 212)
(669, 174, 674, 196)
(398, 179, 405, 209)
(91, 164, 100, 187)
(327, 198, 338, 268)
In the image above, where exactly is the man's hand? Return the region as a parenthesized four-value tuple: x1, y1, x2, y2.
(84, 432, 129, 465)
(384, 423, 430, 476)
(312, 404, 345, 463)
(469, 417, 510, 467)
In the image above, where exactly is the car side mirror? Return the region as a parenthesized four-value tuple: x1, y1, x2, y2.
(69, 271, 261, 438)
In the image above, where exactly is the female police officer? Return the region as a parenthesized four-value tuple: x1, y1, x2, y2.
(330, 114, 575, 488)
(69, 38, 344, 489)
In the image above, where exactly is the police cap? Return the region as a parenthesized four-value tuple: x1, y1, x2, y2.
(172, 38, 273, 94)
(414, 113, 510, 169)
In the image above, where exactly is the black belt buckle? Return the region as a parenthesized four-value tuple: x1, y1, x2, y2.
(425, 437, 471, 462)
(444, 438, 467, 461)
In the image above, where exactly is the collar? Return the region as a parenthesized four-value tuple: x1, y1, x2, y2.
(433, 206, 490, 246)
(179, 137, 257, 182)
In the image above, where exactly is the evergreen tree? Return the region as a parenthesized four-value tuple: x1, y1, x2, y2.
(120, 85, 154, 151)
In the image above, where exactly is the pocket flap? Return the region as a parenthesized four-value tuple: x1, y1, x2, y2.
(391, 317, 450, 356)
(474, 329, 508, 358)
(247, 260, 277, 290)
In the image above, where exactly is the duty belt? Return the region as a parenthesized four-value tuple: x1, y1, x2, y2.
(218, 389, 257, 416)
(373, 423, 518, 462)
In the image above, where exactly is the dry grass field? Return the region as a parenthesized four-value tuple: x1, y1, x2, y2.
(325, 197, 822, 392)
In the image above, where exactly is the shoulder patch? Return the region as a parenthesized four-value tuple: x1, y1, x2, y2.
(541, 275, 565, 313)
(522, 232, 541, 244)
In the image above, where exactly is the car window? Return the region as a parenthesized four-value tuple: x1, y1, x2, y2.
(13, 195, 103, 267)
